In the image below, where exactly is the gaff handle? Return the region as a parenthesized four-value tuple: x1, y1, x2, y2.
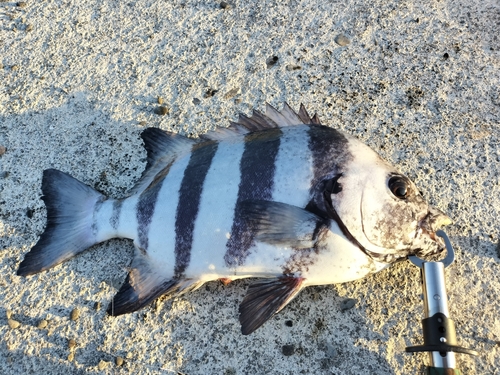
(406, 231, 478, 371)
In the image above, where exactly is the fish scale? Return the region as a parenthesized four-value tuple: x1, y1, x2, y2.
(16, 103, 451, 335)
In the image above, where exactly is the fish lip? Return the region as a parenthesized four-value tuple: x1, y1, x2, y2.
(417, 224, 446, 249)
(413, 210, 450, 257)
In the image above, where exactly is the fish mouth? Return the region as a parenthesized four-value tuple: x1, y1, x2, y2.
(413, 209, 452, 259)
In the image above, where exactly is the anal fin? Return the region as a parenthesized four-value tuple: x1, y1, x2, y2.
(239, 276, 305, 335)
(107, 273, 179, 316)
(107, 251, 203, 316)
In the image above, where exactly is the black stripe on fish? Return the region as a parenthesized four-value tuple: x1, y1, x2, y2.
(224, 129, 282, 267)
(174, 142, 219, 277)
(109, 199, 123, 230)
(307, 125, 351, 191)
(136, 178, 166, 251)
(306, 126, 352, 218)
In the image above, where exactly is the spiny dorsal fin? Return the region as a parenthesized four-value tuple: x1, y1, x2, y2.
(130, 128, 197, 195)
(201, 103, 322, 141)
(264, 103, 291, 125)
(298, 104, 312, 124)
(311, 113, 322, 125)
(280, 102, 304, 125)
(250, 109, 279, 129)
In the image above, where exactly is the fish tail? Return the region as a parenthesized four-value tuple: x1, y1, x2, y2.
(17, 169, 110, 276)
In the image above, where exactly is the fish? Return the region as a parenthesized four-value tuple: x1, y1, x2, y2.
(17, 103, 451, 335)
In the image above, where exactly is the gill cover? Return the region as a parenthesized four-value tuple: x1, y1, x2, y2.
(328, 139, 451, 259)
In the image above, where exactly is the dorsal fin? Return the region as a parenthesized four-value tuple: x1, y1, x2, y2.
(201, 103, 322, 141)
(200, 123, 250, 141)
(250, 109, 279, 129)
(298, 104, 313, 123)
(311, 112, 322, 125)
(280, 102, 305, 125)
(237, 113, 263, 131)
(129, 128, 197, 195)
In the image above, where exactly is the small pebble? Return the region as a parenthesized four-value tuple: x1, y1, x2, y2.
(223, 88, 239, 100)
(26, 24, 33, 32)
(94, 301, 101, 311)
(26, 208, 34, 218)
(285, 320, 293, 327)
(204, 89, 218, 98)
(340, 298, 358, 311)
(17, 1, 27, 8)
(138, 121, 147, 126)
(126, 352, 133, 359)
(443, 52, 449, 59)
(67, 352, 74, 362)
(115, 356, 124, 366)
(220, 1, 231, 9)
(192, 98, 201, 105)
(282, 344, 294, 356)
(68, 339, 76, 349)
(8, 319, 20, 329)
(266, 55, 279, 68)
(37, 319, 48, 329)
(11, 65, 19, 71)
(0, 145, 6, 156)
(154, 106, 169, 115)
(157, 96, 164, 105)
(334, 34, 350, 46)
(0, 63, 4, 70)
(70, 308, 80, 321)
(98, 360, 110, 370)
(286, 64, 302, 71)
(6, 309, 12, 319)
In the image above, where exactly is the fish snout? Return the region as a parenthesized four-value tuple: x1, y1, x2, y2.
(414, 206, 452, 258)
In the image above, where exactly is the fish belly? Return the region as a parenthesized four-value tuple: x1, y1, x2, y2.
(302, 226, 390, 286)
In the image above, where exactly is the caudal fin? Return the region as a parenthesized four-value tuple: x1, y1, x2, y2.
(17, 169, 107, 276)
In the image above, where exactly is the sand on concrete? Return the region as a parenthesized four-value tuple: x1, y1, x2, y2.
(1, 0, 499, 374)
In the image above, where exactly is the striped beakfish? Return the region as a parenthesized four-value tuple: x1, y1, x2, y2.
(17, 103, 451, 334)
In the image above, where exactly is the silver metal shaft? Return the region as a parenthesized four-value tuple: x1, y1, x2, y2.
(422, 262, 456, 368)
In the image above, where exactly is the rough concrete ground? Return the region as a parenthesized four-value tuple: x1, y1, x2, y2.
(0, 0, 499, 374)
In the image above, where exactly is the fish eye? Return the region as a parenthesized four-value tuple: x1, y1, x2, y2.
(388, 176, 409, 199)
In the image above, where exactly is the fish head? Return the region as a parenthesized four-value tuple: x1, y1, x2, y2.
(327, 146, 451, 262)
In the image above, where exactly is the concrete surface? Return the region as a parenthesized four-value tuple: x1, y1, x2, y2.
(0, 0, 499, 374)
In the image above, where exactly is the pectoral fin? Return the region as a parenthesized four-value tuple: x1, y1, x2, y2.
(239, 200, 329, 249)
(239, 276, 305, 335)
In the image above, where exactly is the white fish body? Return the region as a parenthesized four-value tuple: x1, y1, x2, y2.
(17, 104, 450, 334)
